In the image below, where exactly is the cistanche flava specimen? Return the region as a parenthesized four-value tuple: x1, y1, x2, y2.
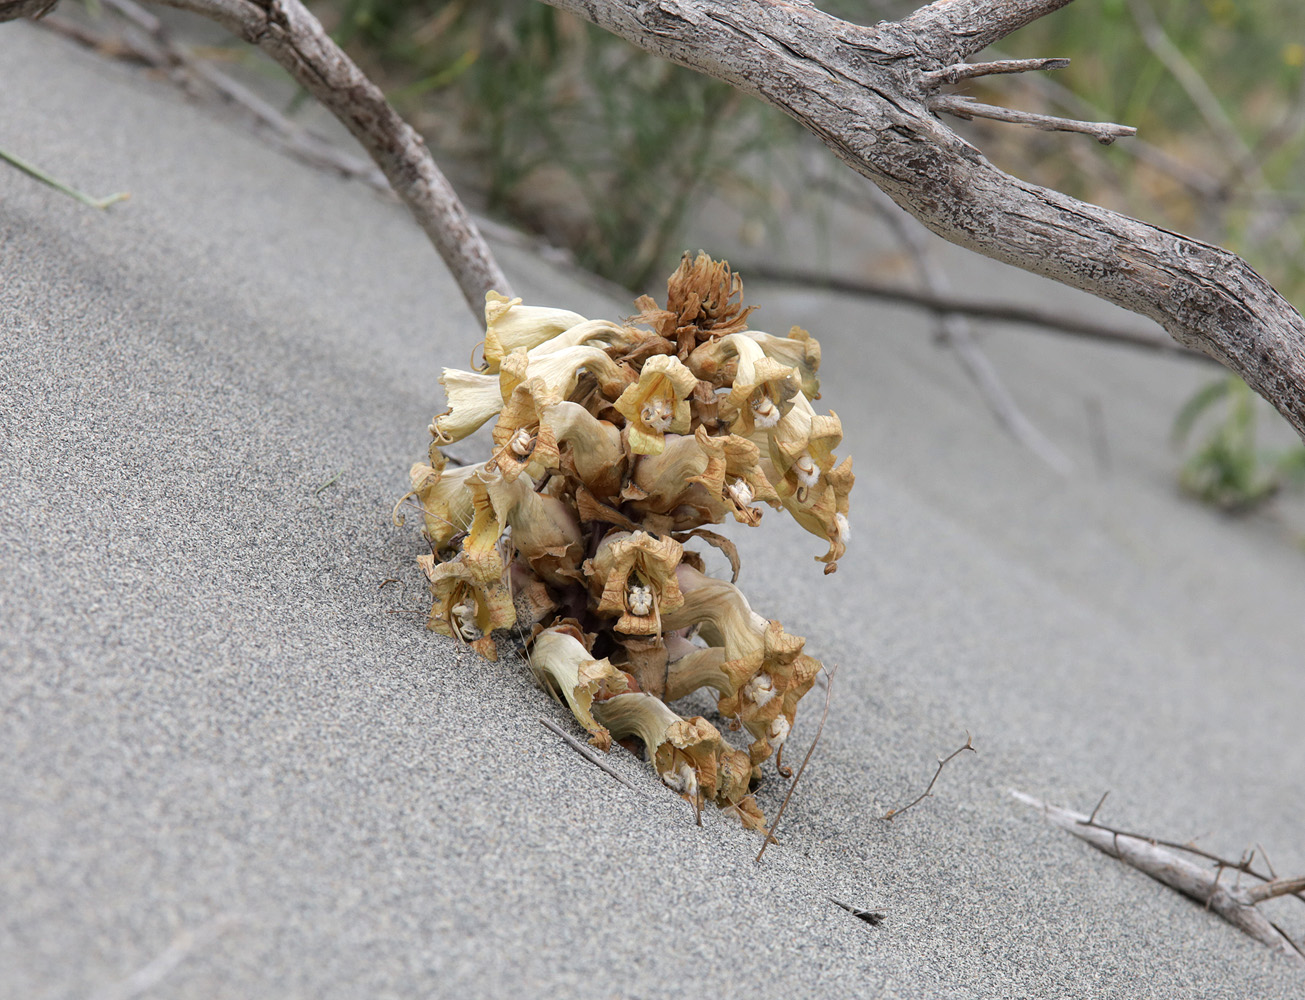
(400, 253, 852, 829)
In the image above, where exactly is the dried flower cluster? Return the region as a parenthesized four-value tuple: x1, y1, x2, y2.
(400, 253, 853, 829)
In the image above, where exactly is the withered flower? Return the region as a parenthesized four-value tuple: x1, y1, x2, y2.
(423, 551, 515, 662)
(746, 326, 822, 400)
(530, 624, 631, 751)
(538, 401, 626, 497)
(587, 531, 685, 635)
(482, 290, 586, 373)
(432, 368, 506, 444)
(396, 455, 484, 552)
(612, 354, 696, 456)
(407, 255, 851, 830)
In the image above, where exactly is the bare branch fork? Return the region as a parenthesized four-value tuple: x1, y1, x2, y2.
(0, 0, 511, 322)
(1014, 791, 1305, 969)
(531, 0, 1305, 443)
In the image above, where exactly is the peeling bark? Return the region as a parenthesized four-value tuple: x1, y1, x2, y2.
(535, 0, 1305, 441)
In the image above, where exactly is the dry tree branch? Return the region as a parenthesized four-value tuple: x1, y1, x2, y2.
(533, 0, 1305, 442)
(882, 732, 976, 821)
(742, 260, 1210, 361)
(1013, 790, 1305, 970)
(929, 94, 1135, 144)
(0, 0, 511, 322)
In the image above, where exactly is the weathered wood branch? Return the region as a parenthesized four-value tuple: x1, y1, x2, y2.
(1014, 791, 1305, 969)
(922, 56, 1069, 86)
(535, 0, 1305, 442)
(930, 94, 1135, 144)
(0, 0, 511, 323)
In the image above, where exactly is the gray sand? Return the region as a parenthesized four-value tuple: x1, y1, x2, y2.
(3, 23, 1304, 1000)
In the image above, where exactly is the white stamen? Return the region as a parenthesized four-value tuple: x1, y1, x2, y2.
(662, 761, 699, 798)
(726, 478, 753, 509)
(743, 672, 776, 707)
(768, 715, 791, 747)
(451, 601, 482, 641)
(509, 427, 533, 457)
(751, 394, 780, 429)
(640, 397, 673, 432)
(794, 453, 819, 489)
(836, 513, 850, 545)
(627, 583, 653, 617)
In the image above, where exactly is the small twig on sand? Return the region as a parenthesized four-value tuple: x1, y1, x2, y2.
(830, 897, 887, 926)
(1013, 790, 1305, 970)
(539, 716, 641, 793)
(882, 732, 976, 821)
(314, 468, 343, 494)
(756, 664, 837, 863)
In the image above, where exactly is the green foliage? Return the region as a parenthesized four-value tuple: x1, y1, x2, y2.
(323, 0, 791, 289)
(1171, 375, 1305, 512)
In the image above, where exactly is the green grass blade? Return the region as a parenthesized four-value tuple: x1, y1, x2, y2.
(0, 146, 129, 210)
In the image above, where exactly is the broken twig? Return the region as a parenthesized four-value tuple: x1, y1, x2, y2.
(882, 733, 976, 821)
(830, 897, 886, 926)
(930, 95, 1136, 145)
(539, 716, 640, 793)
(1013, 790, 1305, 970)
(756, 664, 837, 863)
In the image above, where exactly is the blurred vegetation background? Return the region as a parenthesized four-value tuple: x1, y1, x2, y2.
(315, 0, 1305, 293)
(309, 0, 1305, 510)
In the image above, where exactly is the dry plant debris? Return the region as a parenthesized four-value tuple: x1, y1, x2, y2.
(399, 253, 851, 830)
(1014, 790, 1305, 969)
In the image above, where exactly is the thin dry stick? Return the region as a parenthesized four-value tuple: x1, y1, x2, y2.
(1073, 791, 1305, 907)
(829, 897, 887, 925)
(849, 177, 1074, 475)
(1013, 790, 1305, 970)
(538, 716, 641, 793)
(922, 56, 1069, 86)
(882, 732, 976, 821)
(756, 664, 837, 863)
(740, 262, 1209, 363)
(930, 94, 1135, 144)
